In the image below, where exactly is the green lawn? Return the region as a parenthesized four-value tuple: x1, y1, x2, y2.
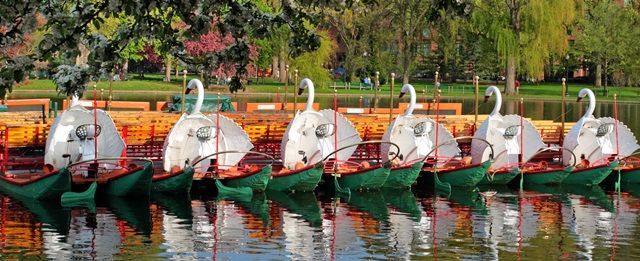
(13, 74, 640, 102)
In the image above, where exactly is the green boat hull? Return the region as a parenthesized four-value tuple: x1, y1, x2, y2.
(522, 167, 573, 185)
(337, 165, 390, 191)
(267, 164, 323, 193)
(0, 168, 71, 200)
(562, 161, 618, 186)
(434, 160, 491, 187)
(101, 162, 153, 197)
(151, 167, 195, 194)
(383, 162, 423, 188)
(618, 168, 640, 183)
(478, 167, 519, 185)
(222, 165, 272, 192)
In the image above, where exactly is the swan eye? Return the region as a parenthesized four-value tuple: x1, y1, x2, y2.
(196, 126, 216, 140)
(503, 125, 520, 140)
(596, 123, 614, 137)
(75, 124, 102, 140)
(315, 123, 335, 138)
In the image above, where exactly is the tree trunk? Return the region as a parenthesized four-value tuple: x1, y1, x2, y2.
(505, 56, 517, 95)
(603, 60, 609, 96)
(175, 65, 179, 78)
(164, 59, 172, 82)
(595, 64, 602, 87)
(122, 61, 128, 80)
(272, 56, 279, 80)
(75, 44, 90, 65)
(279, 53, 287, 83)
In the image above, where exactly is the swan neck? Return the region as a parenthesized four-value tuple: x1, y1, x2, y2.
(584, 90, 595, 119)
(404, 85, 416, 116)
(305, 82, 314, 112)
(188, 80, 204, 114)
(490, 87, 502, 116)
(71, 94, 79, 107)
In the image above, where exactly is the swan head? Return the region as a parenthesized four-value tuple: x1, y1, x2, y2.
(298, 78, 313, 95)
(483, 86, 499, 102)
(576, 88, 592, 102)
(399, 84, 414, 98)
(186, 79, 204, 94)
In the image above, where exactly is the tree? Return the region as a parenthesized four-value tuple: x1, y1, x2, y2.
(290, 30, 335, 85)
(388, 0, 472, 84)
(471, 0, 578, 94)
(1, 0, 338, 96)
(573, 0, 640, 93)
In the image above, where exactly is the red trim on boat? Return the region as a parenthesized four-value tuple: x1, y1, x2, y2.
(220, 166, 264, 181)
(524, 167, 568, 175)
(0, 169, 61, 186)
(425, 163, 484, 174)
(272, 164, 315, 178)
(572, 163, 611, 173)
(325, 164, 385, 177)
(73, 166, 145, 184)
(152, 169, 185, 182)
(621, 165, 640, 174)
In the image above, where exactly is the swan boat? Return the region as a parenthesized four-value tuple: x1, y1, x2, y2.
(562, 88, 624, 185)
(381, 84, 440, 188)
(151, 79, 208, 193)
(46, 95, 152, 197)
(417, 89, 494, 188)
(163, 80, 271, 193)
(266, 79, 327, 193)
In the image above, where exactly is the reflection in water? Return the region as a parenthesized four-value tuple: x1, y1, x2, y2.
(4, 185, 640, 259)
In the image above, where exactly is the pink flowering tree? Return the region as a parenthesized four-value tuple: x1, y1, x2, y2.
(184, 21, 258, 90)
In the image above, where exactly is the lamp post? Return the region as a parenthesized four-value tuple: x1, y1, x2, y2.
(565, 54, 570, 95)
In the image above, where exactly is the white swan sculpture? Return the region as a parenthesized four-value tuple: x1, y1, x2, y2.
(281, 78, 334, 169)
(563, 88, 639, 165)
(381, 84, 459, 165)
(163, 79, 253, 172)
(44, 93, 125, 170)
(471, 86, 544, 169)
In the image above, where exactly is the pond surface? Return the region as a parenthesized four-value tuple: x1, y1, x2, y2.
(2, 185, 640, 260)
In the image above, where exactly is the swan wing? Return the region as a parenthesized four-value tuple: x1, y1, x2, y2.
(214, 114, 254, 169)
(563, 116, 607, 164)
(503, 115, 545, 163)
(471, 115, 493, 165)
(319, 109, 362, 162)
(597, 117, 640, 157)
(281, 111, 331, 169)
(163, 113, 216, 171)
(426, 118, 460, 165)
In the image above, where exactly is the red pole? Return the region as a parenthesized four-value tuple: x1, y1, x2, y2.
(435, 92, 440, 166)
(334, 91, 338, 164)
(216, 93, 220, 167)
(93, 86, 98, 161)
(520, 98, 524, 164)
(614, 94, 620, 157)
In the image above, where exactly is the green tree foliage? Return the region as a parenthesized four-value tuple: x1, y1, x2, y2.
(0, 0, 339, 96)
(573, 0, 640, 92)
(291, 30, 335, 85)
(471, 0, 578, 94)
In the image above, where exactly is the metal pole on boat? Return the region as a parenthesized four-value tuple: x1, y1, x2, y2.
(374, 71, 380, 113)
(614, 94, 620, 156)
(216, 92, 220, 168)
(293, 69, 298, 117)
(561, 78, 566, 142)
(108, 69, 113, 111)
(181, 70, 187, 113)
(389, 73, 395, 123)
(284, 65, 289, 112)
(93, 84, 98, 161)
(474, 75, 479, 126)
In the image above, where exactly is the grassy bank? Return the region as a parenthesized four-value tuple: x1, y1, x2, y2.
(13, 74, 640, 102)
